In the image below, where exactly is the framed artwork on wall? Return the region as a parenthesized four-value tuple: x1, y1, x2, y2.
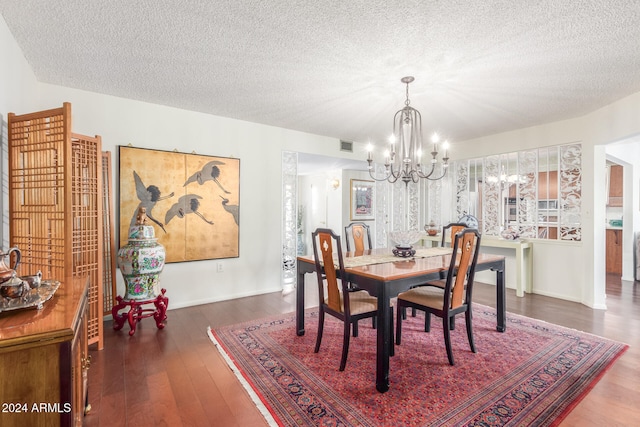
(118, 146, 240, 263)
(350, 179, 375, 221)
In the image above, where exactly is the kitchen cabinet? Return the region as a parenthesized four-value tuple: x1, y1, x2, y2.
(608, 165, 623, 207)
(0, 276, 89, 426)
(538, 171, 558, 199)
(538, 226, 558, 239)
(508, 172, 558, 199)
(606, 229, 622, 274)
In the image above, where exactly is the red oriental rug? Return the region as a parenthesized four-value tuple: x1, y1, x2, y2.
(208, 305, 627, 427)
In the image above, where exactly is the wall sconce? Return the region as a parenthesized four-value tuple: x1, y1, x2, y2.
(331, 178, 340, 190)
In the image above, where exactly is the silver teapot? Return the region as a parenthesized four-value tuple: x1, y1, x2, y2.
(0, 247, 21, 284)
(23, 270, 43, 289)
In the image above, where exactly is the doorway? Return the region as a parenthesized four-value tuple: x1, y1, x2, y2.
(605, 160, 623, 276)
(281, 151, 369, 291)
(604, 145, 635, 283)
(296, 152, 369, 252)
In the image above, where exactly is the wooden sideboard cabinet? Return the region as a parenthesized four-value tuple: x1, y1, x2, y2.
(0, 276, 89, 427)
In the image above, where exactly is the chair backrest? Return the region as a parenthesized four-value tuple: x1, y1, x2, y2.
(443, 228, 481, 309)
(344, 222, 372, 253)
(312, 228, 347, 313)
(441, 222, 467, 247)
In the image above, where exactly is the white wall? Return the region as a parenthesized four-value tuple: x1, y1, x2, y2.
(0, 15, 39, 117)
(297, 174, 321, 255)
(298, 170, 343, 254)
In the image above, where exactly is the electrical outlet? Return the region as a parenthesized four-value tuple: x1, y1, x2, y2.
(216, 263, 223, 273)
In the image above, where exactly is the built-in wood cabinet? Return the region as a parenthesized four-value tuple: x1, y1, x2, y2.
(0, 276, 89, 426)
(606, 229, 622, 274)
(538, 226, 558, 239)
(608, 164, 623, 207)
(538, 171, 558, 199)
(507, 171, 558, 199)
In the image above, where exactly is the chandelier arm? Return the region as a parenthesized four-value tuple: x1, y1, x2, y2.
(367, 169, 387, 182)
(368, 163, 402, 183)
(368, 168, 394, 182)
(416, 162, 437, 179)
(425, 167, 449, 181)
(387, 164, 402, 183)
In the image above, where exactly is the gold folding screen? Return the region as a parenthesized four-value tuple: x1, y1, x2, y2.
(8, 102, 104, 349)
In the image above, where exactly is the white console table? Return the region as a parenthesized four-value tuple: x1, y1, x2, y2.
(422, 235, 532, 297)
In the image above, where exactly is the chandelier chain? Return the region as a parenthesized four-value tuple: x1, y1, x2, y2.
(405, 81, 411, 107)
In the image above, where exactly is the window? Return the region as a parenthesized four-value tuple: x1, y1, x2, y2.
(451, 144, 581, 241)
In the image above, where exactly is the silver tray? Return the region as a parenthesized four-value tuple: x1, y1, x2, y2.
(0, 280, 61, 313)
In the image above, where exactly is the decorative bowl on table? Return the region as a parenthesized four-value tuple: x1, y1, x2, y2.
(389, 230, 424, 257)
(500, 227, 520, 240)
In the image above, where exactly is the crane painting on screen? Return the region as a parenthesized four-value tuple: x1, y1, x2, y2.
(219, 195, 239, 225)
(165, 194, 214, 225)
(130, 171, 174, 233)
(183, 160, 231, 194)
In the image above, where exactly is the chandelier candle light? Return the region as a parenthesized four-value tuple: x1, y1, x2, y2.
(367, 76, 450, 185)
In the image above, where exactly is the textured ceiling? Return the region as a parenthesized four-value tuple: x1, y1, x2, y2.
(2, 0, 640, 148)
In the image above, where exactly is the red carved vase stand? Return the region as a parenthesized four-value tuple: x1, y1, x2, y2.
(112, 288, 169, 336)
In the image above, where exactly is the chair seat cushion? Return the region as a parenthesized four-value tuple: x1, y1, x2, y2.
(325, 290, 377, 315)
(417, 280, 446, 289)
(398, 286, 446, 310)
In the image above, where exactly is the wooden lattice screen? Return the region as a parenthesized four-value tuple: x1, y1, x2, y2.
(8, 102, 104, 350)
(101, 151, 117, 315)
(71, 133, 103, 349)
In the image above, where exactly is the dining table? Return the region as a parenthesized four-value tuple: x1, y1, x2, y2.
(296, 246, 506, 393)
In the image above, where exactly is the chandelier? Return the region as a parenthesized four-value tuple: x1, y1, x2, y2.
(367, 76, 449, 185)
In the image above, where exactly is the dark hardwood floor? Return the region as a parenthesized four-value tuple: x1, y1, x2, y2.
(85, 274, 639, 426)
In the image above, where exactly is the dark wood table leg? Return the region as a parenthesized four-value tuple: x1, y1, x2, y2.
(296, 260, 306, 336)
(494, 262, 506, 332)
(375, 285, 390, 393)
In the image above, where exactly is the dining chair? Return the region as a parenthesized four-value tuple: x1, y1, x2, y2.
(441, 222, 467, 247)
(404, 221, 467, 319)
(344, 222, 372, 252)
(395, 228, 481, 365)
(343, 221, 372, 298)
(312, 228, 393, 371)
